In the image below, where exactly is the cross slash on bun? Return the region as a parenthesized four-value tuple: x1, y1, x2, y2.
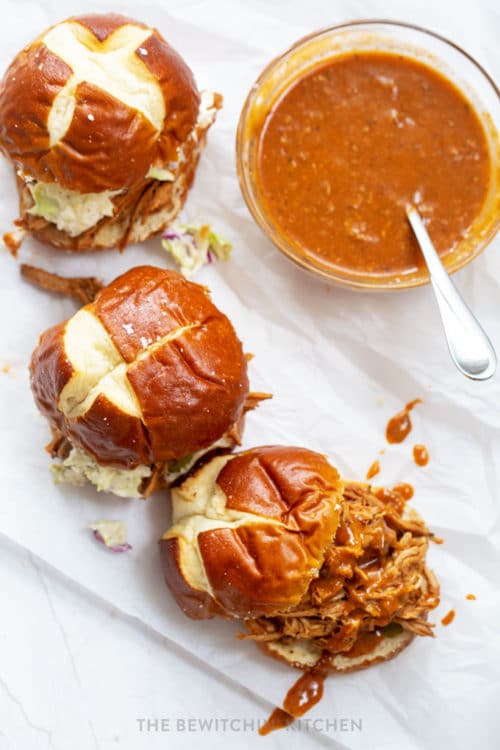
(30, 266, 268, 498)
(160, 446, 440, 672)
(0, 13, 221, 250)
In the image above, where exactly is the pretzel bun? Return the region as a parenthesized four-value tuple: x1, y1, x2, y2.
(160, 446, 344, 619)
(30, 266, 249, 468)
(0, 14, 220, 250)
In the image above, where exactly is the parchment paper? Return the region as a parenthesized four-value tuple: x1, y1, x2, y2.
(1, 1, 499, 748)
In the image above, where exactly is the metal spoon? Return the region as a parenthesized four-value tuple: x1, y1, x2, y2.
(406, 205, 497, 381)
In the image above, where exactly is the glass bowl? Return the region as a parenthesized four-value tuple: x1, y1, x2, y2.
(236, 20, 500, 291)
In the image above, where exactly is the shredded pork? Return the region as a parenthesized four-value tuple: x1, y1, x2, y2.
(245, 483, 440, 655)
(21, 264, 103, 304)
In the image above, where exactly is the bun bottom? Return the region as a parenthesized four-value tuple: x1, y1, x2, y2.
(17, 92, 221, 252)
(260, 629, 414, 673)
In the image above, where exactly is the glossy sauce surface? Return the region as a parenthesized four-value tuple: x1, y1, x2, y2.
(373, 486, 407, 512)
(386, 399, 422, 443)
(258, 53, 490, 278)
(344, 628, 384, 657)
(413, 444, 429, 466)
(392, 482, 414, 500)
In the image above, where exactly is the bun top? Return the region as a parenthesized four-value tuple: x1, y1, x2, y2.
(0, 13, 200, 192)
(160, 446, 343, 619)
(30, 266, 249, 467)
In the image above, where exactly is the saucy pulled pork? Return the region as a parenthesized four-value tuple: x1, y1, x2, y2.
(245, 482, 439, 656)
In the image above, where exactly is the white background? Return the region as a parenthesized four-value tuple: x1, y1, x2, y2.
(0, 1, 499, 749)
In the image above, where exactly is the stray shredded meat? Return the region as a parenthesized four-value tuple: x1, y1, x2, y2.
(20, 264, 103, 305)
(140, 462, 167, 497)
(244, 482, 439, 655)
(45, 430, 72, 460)
(243, 392, 273, 412)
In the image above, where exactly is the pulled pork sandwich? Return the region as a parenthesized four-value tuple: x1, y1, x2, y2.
(30, 266, 260, 498)
(0, 13, 220, 251)
(161, 446, 439, 672)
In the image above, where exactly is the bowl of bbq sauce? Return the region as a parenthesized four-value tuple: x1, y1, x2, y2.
(236, 20, 500, 290)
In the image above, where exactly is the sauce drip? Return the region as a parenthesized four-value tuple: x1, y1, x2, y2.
(260, 622, 393, 735)
(283, 666, 326, 717)
(259, 708, 294, 735)
(466, 594, 476, 601)
(392, 482, 414, 500)
(386, 399, 422, 443)
(366, 459, 381, 480)
(413, 444, 429, 466)
(441, 609, 455, 626)
(259, 661, 328, 735)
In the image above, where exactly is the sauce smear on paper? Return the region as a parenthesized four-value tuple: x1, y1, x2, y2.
(441, 609, 455, 626)
(3, 231, 21, 257)
(366, 459, 381, 480)
(466, 594, 476, 601)
(386, 399, 422, 443)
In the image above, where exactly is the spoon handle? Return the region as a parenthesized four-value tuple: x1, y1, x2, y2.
(407, 206, 497, 381)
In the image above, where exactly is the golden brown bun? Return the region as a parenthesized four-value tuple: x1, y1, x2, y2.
(160, 447, 344, 619)
(16, 91, 222, 251)
(30, 266, 249, 467)
(0, 13, 199, 192)
(0, 14, 220, 251)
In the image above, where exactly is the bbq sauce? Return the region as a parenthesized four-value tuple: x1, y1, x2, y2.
(259, 708, 294, 735)
(257, 53, 491, 280)
(386, 399, 422, 443)
(413, 444, 429, 466)
(343, 628, 384, 658)
(441, 609, 455, 626)
(374, 484, 413, 512)
(392, 482, 414, 500)
(259, 659, 329, 735)
(283, 667, 327, 716)
(366, 459, 381, 480)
